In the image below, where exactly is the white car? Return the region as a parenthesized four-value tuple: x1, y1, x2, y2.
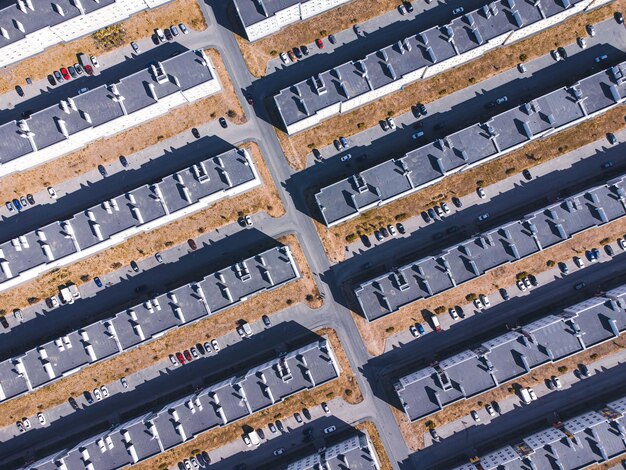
(22, 417, 31, 429)
(179, 23, 189, 34)
(280, 52, 290, 64)
(523, 277, 532, 288)
(211, 339, 220, 351)
(131, 42, 140, 54)
(243, 435, 251, 447)
(323, 426, 336, 434)
(552, 376, 562, 389)
(90, 55, 100, 68)
(410, 325, 419, 337)
(574, 256, 584, 268)
(473, 298, 482, 310)
(37, 412, 45, 425)
(341, 154, 352, 162)
(273, 448, 285, 456)
(387, 117, 396, 129)
(470, 410, 480, 422)
(528, 388, 538, 401)
(449, 308, 459, 320)
(434, 205, 444, 217)
(516, 279, 527, 291)
(441, 202, 450, 214)
(169, 354, 178, 366)
(388, 224, 397, 236)
(47, 186, 57, 199)
(577, 37, 587, 48)
(93, 388, 103, 401)
(618, 238, 626, 250)
(184, 460, 192, 470)
(485, 404, 496, 416)
(100, 385, 109, 398)
(412, 131, 424, 139)
(477, 187, 486, 199)
(480, 294, 490, 308)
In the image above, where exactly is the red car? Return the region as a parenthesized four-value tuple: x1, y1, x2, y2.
(176, 352, 185, 365)
(60, 68, 70, 80)
(188, 239, 197, 250)
(84, 64, 94, 75)
(287, 50, 297, 62)
(184, 350, 193, 362)
(315, 38, 324, 49)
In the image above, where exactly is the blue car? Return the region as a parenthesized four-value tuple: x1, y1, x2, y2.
(94, 277, 103, 288)
(12, 199, 21, 211)
(416, 322, 425, 335)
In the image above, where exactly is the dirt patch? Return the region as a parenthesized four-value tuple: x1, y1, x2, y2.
(235, 0, 402, 78)
(0, 141, 280, 315)
(275, 4, 618, 170)
(0, 49, 244, 201)
(320, 105, 626, 263)
(355, 215, 626, 357)
(396, 336, 626, 451)
(0, 0, 206, 94)
(127, 328, 363, 470)
(355, 421, 394, 470)
(0, 235, 327, 428)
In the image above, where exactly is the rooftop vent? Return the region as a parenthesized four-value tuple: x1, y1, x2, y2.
(235, 261, 251, 282)
(352, 173, 367, 193)
(277, 357, 293, 382)
(393, 270, 410, 291)
(150, 62, 167, 84)
(312, 74, 327, 95)
(191, 162, 210, 183)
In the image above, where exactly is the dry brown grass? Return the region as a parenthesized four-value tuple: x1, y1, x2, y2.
(0, 235, 327, 428)
(0, 49, 244, 201)
(0, 141, 281, 314)
(276, 3, 619, 170)
(319, 105, 626, 263)
(395, 336, 626, 451)
(130, 327, 363, 470)
(235, 0, 401, 77)
(592, 455, 626, 469)
(0, 0, 206, 94)
(355, 215, 626, 357)
(355, 421, 394, 470)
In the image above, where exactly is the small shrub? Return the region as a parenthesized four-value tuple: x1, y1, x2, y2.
(546, 260, 555, 267)
(227, 109, 237, 118)
(164, 241, 174, 247)
(434, 306, 446, 315)
(156, 135, 164, 141)
(210, 112, 216, 118)
(519, 53, 528, 61)
(425, 420, 435, 429)
(320, 29, 328, 36)
(286, 298, 293, 305)
(599, 237, 611, 246)
(468, 77, 475, 83)
(477, 400, 483, 407)
(197, 227, 206, 234)
(80, 274, 90, 282)
(590, 353, 598, 360)
(557, 366, 568, 373)
(505, 167, 516, 175)
(357, 122, 365, 129)
(395, 213, 408, 221)
(387, 110, 394, 117)
(307, 143, 315, 149)
(111, 262, 123, 269)
(465, 293, 477, 302)
(28, 297, 39, 305)
(344, 389, 353, 396)
(326, 391, 335, 399)
(269, 50, 278, 56)
(507, 387, 514, 393)
(476, 180, 485, 187)
(438, 88, 447, 95)
(516, 271, 529, 280)
(345, 233, 357, 243)
(305, 294, 314, 302)
(385, 326, 395, 333)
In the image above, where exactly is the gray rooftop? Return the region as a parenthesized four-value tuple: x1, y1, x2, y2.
(395, 282, 626, 421)
(0, 245, 299, 403)
(452, 394, 626, 470)
(316, 61, 626, 226)
(0, 50, 215, 165)
(275, 0, 589, 130)
(0, 147, 259, 286)
(24, 339, 339, 470)
(286, 433, 380, 470)
(233, 0, 307, 27)
(355, 172, 626, 322)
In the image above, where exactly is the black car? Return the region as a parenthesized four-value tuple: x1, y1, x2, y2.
(427, 208, 437, 220)
(404, 1, 414, 12)
(380, 227, 389, 238)
(300, 45, 309, 56)
(397, 223, 406, 234)
(68, 66, 77, 78)
(69, 397, 79, 410)
(83, 391, 94, 404)
(334, 139, 342, 150)
(578, 363, 590, 377)
(328, 34, 337, 44)
(422, 211, 431, 223)
(275, 420, 285, 432)
(592, 247, 601, 259)
(16, 85, 24, 97)
(262, 315, 271, 327)
(196, 343, 205, 354)
(452, 197, 462, 208)
(607, 133, 617, 145)
(528, 274, 538, 287)
(417, 103, 427, 115)
(47, 74, 56, 86)
(522, 169, 532, 180)
(119, 155, 129, 167)
(0, 316, 8, 328)
(500, 288, 510, 300)
(557, 46, 567, 59)
(302, 408, 311, 420)
(374, 230, 383, 241)
(616, 11, 624, 24)
(98, 165, 108, 177)
(164, 28, 173, 40)
(606, 244, 614, 256)
(26, 194, 35, 205)
(130, 260, 140, 272)
(192, 128, 201, 139)
(219, 117, 228, 128)
(293, 47, 303, 59)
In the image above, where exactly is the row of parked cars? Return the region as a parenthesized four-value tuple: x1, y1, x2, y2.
(152, 23, 189, 44)
(373, 222, 406, 242)
(16, 413, 46, 432)
(170, 339, 220, 366)
(279, 36, 336, 64)
(46, 55, 99, 87)
(5, 193, 35, 213)
(178, 451, 211, 469)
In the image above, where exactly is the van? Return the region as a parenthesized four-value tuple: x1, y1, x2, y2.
(237, 321, 253, 337)
(431, 314, 441, 332)
(77, 53, 90, 69)
(519, 387, 532, 404)
(59, 287, 74, 305)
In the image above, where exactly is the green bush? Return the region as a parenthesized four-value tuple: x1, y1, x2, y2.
(557, 366, 567, 373)
(357, 122, 365, 129)
(385, 326, 395, 333)
(395, 213, 408, 221)
(519, 53, 528, 61)
(345, 233, 357, 243)
(505, 167, 516, 175)
(546, 260, 555, 267)
(434, 306, 446, 315)
(465, 293, 477, 302)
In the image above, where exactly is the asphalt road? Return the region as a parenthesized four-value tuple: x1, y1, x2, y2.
(2, 1, 626, 468)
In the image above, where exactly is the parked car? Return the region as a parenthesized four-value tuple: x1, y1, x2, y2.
(410, 325, 419, 337)
(273, 448, 285, 456)
(190, 347, 199, 358)
(121, 377, 128, 388)
(404, 1, 414, 12)
(130, 260, 140, 272)
(429, 428, 440, 442)
(398, 3, 407, 14)
(74, 63, 84, 74)
(48, 186, 57, 198)
(5, 201, 14, 212)
(16, 421, 24, 433)
(586, 24, 595, 36)
(68, 66, 77, 78)
(552, 375, 562, 389)
(574, 256, 584, 268)
(528, 388, 538, 400)
(470, 410, 480, 422)
(98, 164, 108, 177)
(522, 169, 532, 180)
(101, 385, 109, 398)
(69, 397, 79, 410)
(619, 238, 626, 250)
(280, 52, 290, 64)
(449, 308, 459, 320)
(485, 404, 496, 416)
(287, 50, 297, 62)
(341, 154, 352, 162)
(323, 426, 336, 434)
(93, 388, 103, 400)
(516, 279, 527, 291)
(480, 294, 491, 308)
(416, 323, 425, 335)
(276, 420, 285, 432)
(13, 309, 23, 322)
(328, 34, 336, 44)
(155, 252, 163, 263)
(179, 23, 189, 34)
(268, 422, 277, 433)
(300, 45, 309, 56)
(500, 288, 510, 300)
(427, 208, 437, 220)
(183, 350, 193, 362)
(452, 6, 464, 14)
(578, 363, 590, 378)
(211, 339, 220, 351)
(607, 133, 617, 145)
(46, 296, 59, 309)
(422, 211, 431, 223)
(477, 187, 486, 199)
(517, 63, 527, 73)
(387, 117, 396, 129)
(321, 401, 330, 414)
(294, 412, 303, 423)
(171, 25, 179, 36)
(577, 37, 587, 48)
(388, 224, 397, 237)
(315, 38, 324, 49)
(339, 136, 349, 148)
(54, 70, 63, 83)
(20, 196, 28, 207)
(0, 316, 9, 329)
(131, 41, 140, 54)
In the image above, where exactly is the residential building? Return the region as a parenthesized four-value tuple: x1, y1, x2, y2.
(286, 432, 380, 470)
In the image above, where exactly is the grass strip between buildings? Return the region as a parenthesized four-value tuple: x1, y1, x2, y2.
(0, 235, 325, 428)
(0, 141, 281, 315)
(276, 3, 619, 170)
(318, 105, 626, 263)
(0, 0, 207, 94)
(394, 336, 626, 451)
(354, 216, 626, 357)
(0, 49, 244, 202)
